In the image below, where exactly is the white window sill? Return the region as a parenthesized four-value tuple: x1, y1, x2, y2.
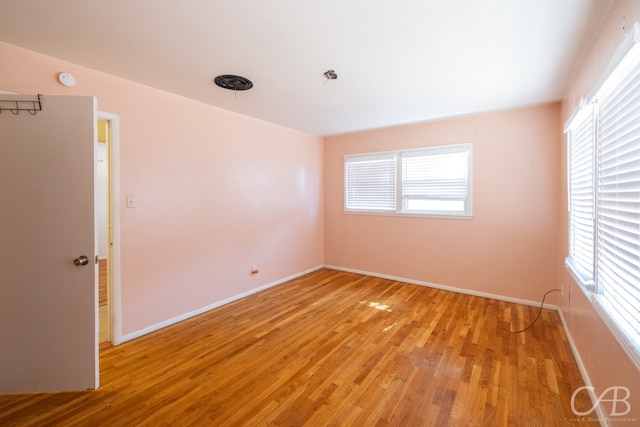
(343, 210, 473, 220)
(564, 257, 595, 293)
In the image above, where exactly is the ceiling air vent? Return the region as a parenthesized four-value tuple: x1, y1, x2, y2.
(214, 75, 253, 91)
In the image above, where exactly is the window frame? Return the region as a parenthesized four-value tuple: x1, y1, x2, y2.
(565, 21, 640, 370)
(344, 142, 473, 219)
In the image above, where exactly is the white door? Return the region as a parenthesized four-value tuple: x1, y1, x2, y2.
(0, 94, 98, 392)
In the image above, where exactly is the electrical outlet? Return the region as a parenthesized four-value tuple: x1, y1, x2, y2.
(251, 265, 259, 275)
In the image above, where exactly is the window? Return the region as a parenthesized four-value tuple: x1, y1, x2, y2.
(345, 152, 396, 211)
(566, 103, 595, 287)
(565, 22, 640, 367)
(344, 143, 472, 217)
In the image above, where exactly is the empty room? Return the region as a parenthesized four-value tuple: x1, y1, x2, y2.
(1, 1, 640, 426)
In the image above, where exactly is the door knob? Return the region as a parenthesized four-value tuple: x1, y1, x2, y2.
(73, 255, 89, 266)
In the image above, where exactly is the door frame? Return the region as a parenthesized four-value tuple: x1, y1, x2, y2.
(98, 110, 122, 346)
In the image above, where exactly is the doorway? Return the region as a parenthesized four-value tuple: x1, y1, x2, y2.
(97, 119, 110, 347)
(97, 111, 121, 347)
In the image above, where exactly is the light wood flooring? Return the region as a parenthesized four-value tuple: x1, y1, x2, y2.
(0, 268, 596, 426)
(99, 258, 110, 346)
(99, 258, 107, 307)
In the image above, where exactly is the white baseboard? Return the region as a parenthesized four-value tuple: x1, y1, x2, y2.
(121, 265, 324, 343)
(557, 308, 607, 427)
(122, 264, 559, 342)
(323, 264, 558, 310)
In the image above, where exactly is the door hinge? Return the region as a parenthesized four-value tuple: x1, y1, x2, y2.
(95, 255, 99, 264)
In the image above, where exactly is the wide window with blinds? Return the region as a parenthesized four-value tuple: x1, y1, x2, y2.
(344, 143, 472, 217)
(565, 22, 640, 367)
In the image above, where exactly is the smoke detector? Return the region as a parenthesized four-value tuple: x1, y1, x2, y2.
(58, 72, 77, 87)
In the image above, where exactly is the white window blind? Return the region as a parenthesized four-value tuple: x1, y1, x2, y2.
(595, 50, 640, 348)
(345, 152, 396, 211)
(566, 104, 595, 284)
(344, 143, 472, 217)
(401, 145, 470, 214)
(565, 22, 640, 368)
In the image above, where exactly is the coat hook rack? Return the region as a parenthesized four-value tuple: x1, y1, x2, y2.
(0, 94, 43, 115)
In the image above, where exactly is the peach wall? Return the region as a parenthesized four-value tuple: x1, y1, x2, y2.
(324, 104, 563, 304)
(559, 0, 640, 421)
(0, 42, 323, 336)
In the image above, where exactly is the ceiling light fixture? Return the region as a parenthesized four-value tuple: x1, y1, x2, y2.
(214, 74, 253, 91)
(323, 70, 338, 80)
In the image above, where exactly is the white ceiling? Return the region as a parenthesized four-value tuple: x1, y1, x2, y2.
(0, 0, 611, 136)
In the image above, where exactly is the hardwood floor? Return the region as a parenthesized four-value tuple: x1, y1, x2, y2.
(99, 258, 110, 346)
(99, 258, 107, 307)
(0, 269, 597, 426)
